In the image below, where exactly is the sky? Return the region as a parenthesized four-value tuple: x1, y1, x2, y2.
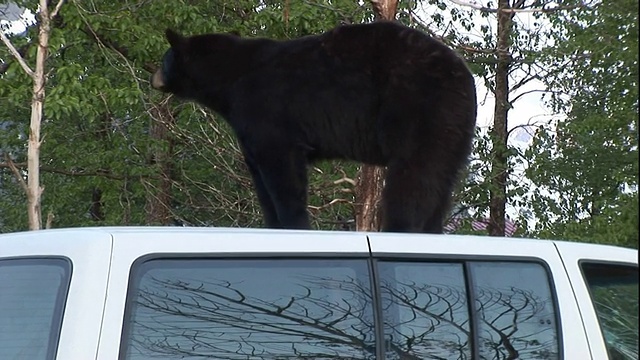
(0, 3, 23, 22)
(476, 76, 554, 145)
(0, 4, 32, 32)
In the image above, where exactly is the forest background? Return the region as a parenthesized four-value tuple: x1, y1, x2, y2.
(0, 0, 637, 249)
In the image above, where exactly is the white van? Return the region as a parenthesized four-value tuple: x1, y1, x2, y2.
(0, 227, 637, 360)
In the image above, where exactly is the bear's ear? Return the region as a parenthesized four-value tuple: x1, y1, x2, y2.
(165, 28, 186, 49)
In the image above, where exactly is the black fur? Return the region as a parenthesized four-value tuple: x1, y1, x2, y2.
(152, 21, 477, 233)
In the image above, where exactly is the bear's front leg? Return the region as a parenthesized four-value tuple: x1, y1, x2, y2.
(242, 142, 311, 230)
(242, 155, 282, 228)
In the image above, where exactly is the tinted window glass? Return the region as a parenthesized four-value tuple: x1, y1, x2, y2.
(121, 258, 374, 360)
(469, 262, 559, 360)
(379, 262, 471, 359)
(0, 258, 71, 360)
(582, 262, 638, 360)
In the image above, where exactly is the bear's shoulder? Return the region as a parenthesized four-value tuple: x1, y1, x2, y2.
(323, 21, 420, 41)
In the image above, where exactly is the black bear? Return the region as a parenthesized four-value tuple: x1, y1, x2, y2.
(151, 21, 477, 233)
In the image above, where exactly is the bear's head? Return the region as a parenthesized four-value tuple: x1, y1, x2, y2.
(151, 29, 189, 95)
(151, 29, 240, 105)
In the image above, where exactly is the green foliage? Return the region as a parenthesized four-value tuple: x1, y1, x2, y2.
(1, 0, 637, 246)
(526, 0, 639, 248)
(0, 0, 371, 231)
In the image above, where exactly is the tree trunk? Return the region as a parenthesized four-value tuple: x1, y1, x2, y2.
(488, 0, 512, 236)
(26, 1, 54, 230)
(370, 0, 398, 21)
(354, 165, 385, 231)
(90, 188, 105, 221)
(145, 101, 175, 225)
(355, 0, 398, 232)
(27, 55, 45, 230)
(0, 1, 64, 230)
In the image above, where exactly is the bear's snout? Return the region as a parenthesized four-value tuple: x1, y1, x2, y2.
(151, 70, 166, 90)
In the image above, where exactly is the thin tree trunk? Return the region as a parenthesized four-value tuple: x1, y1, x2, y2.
(354, 165, 385, 231)
(27, 21, 47, 229)
(0, 1, 64, 230)
(355, 0, 398, 232)
(370, 0, 398, 21)
(26, 1, 55, 230)
(90, 188, 105, 221)
(145, 101, 175, 225)
(488, 0, 512, 236)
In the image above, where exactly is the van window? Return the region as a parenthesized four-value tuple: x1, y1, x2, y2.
(0, 258, 71, 360)
(469, 262, 559, 360)
(582, 262, 639, 360)
(380, 261, 560, 360)
(121, 258, 374, 360)
(379, 262, 471, 359)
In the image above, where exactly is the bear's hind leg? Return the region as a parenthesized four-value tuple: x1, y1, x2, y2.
(420, 190, 453, 234)
(381, 160, 455, 234)
(381, 161, 428, 233)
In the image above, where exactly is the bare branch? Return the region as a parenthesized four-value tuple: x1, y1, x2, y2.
(0, 0, 64, 76)
(407, 10, 496, 56)
(0, 161, 159, 181)
(511, 88, 548, 103)
(50, 0, 66, 18)
(447, 0, 587, 13)
(333, 176, 356, 186)
(45, 211, 55, 229)
(507, 122, 539, 138)
(0, 42, 30, 75)
(79, 23, 157, 73)
(308, 198, 352, 211)
(3, 154, 29, 193)
(0, 30, 34, 77)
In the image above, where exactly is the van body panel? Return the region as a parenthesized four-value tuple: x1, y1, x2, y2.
(554, 241, 639, 360)
(1, 228, 637, 360)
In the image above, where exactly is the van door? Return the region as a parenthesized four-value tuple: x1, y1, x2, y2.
(554, 241, 638, 360)
(96, 228, 371, 360)
(367, 233, 591, 360)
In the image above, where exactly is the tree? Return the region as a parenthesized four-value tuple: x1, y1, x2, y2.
(525, 0, 639, 248)
(402, 1, 595, 237)
(1, 0, 65, 230)
(486, 0, 512, 236)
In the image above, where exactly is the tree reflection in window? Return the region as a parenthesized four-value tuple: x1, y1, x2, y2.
(470, 262, 559, 360)
(379, 262, 471, 359)
(121, 259, 560, 360)
(121, 259, 375, 360)
(380, 261, 559, 360)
